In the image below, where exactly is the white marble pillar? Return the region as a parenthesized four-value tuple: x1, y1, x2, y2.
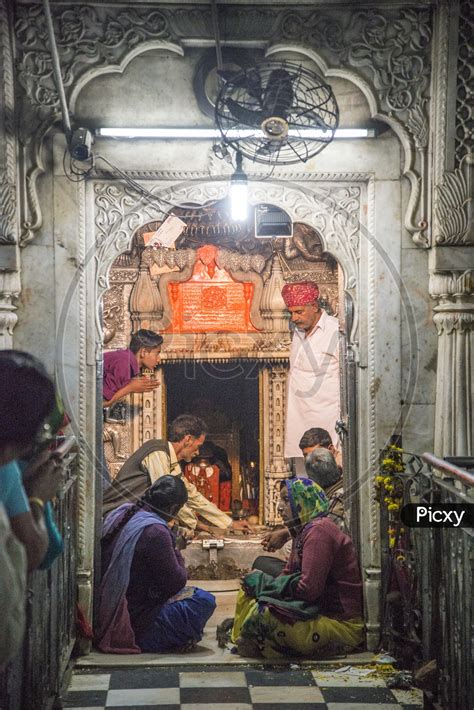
(262, 364, 291, 525)
(430, 269, 473, 456)
(0, 1, 20, 348)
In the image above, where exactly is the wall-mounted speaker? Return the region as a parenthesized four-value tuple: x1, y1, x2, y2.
(255, 204, 293, 238)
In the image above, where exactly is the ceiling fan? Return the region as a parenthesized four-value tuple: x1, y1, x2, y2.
(214, 60, 339, 166)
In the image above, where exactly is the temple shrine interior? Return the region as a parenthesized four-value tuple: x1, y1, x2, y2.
(2, 3, 471, 704)
(102, 201, 341, 528)
(165, 361, 260, 515)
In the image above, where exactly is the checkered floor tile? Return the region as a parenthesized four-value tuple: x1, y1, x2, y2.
(64, 666, 424, 709)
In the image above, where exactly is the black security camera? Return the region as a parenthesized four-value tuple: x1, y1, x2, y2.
(69, 128, 93, 161)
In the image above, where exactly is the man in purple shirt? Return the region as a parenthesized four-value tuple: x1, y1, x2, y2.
(103, 329, 163, 407)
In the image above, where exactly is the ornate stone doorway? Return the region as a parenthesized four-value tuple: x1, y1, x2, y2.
(92, 177, 382, 646)
(102, 197, 341, 525)
(165, 360, 260, 514)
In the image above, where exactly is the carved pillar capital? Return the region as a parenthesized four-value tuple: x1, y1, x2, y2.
(429, 268, 473, 299)
(0, 270, 20, 348)
(429, 268, 474, 332)
(433, 310, 474, 335)
(429, 267, 473, 456)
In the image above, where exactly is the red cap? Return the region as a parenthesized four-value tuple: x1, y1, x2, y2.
(281, 281, 320, 307)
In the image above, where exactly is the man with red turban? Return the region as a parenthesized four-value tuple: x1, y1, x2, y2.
(281, 281, 341, 467)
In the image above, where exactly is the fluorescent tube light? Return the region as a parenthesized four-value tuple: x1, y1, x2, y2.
(98, 127, 218, 138)
(97, 127, 375, 139)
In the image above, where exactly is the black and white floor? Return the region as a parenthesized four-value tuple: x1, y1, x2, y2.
(66, 581, 423, 709)
(64, 665, 423, 709)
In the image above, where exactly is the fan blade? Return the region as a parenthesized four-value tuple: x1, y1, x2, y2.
(290, 112, 333, 132)
(307, 114, 333, 131)
(263, 69, 294, 119)
(225, 98, 264, 128)
(241, 68, 264, 104)
(288, 116, 332, 135)
(256, 141, 280, 155)
(218, 68, 264, 105)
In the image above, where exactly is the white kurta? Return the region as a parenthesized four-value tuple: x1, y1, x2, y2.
(284, 309, 341, 458)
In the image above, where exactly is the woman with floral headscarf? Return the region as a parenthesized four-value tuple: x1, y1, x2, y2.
(231, 478, 364, 658)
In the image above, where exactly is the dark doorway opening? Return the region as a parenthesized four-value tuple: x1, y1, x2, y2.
(165, 361, 260, 515)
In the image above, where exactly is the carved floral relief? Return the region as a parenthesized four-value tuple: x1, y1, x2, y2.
(434, 155, 473, 246)
(14, 4, 431, 133)
(279, 7, 431, 139)
(12, 3, 431, 248)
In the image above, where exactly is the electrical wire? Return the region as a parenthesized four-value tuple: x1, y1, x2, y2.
(43, 0, 72, 140)
(63, 147, 278, 218)
(258, 161, 277, 181)
(63, 148, 224, 217)
(211, 0, 223, 72)
(94, 154, 224, 218)
(63, 149, 94, 183)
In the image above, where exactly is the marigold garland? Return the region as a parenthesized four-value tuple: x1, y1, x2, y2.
(375, 445, 406, 549)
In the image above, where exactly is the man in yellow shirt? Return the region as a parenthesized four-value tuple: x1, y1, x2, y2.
(103, 415, 251, 535)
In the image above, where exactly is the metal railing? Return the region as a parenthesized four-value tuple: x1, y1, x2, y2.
(379, 450, 474, 710)
(0, 458, 78, 710)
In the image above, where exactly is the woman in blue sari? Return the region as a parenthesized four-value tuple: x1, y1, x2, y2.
(96, 475, 215, 653)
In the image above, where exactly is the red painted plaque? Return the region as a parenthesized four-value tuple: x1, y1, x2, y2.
(167, 245, 257, 333)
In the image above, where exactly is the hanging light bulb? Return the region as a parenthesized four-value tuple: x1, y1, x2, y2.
(230, 151, 248, 221)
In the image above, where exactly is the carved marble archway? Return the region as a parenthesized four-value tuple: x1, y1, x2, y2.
(83, 173, 382, 647)
(95, 179, 362, 337)
(0, 0, 469, 658)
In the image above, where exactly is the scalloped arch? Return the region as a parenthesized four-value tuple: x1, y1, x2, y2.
(95, 177, 362, 316)
(266, 44, 425, 245)
(69, 40, 185, 113)
(94, 175, 366, 360)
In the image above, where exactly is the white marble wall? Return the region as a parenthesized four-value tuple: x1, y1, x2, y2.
(11, 43, 439, 648)
(14, 133, 100, 615)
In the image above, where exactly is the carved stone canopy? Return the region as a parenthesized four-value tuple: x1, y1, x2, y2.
(103, 203, 340, 360)
(95, 179, 358, 337)
(130, 197, 336, 266)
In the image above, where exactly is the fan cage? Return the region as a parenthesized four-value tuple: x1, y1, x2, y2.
(215, 61, 339, 166)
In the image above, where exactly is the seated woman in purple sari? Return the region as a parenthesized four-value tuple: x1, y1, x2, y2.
(96, 475, 216, 653)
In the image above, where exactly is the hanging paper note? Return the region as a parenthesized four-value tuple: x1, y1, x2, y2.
(143, 215, 187, 248)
